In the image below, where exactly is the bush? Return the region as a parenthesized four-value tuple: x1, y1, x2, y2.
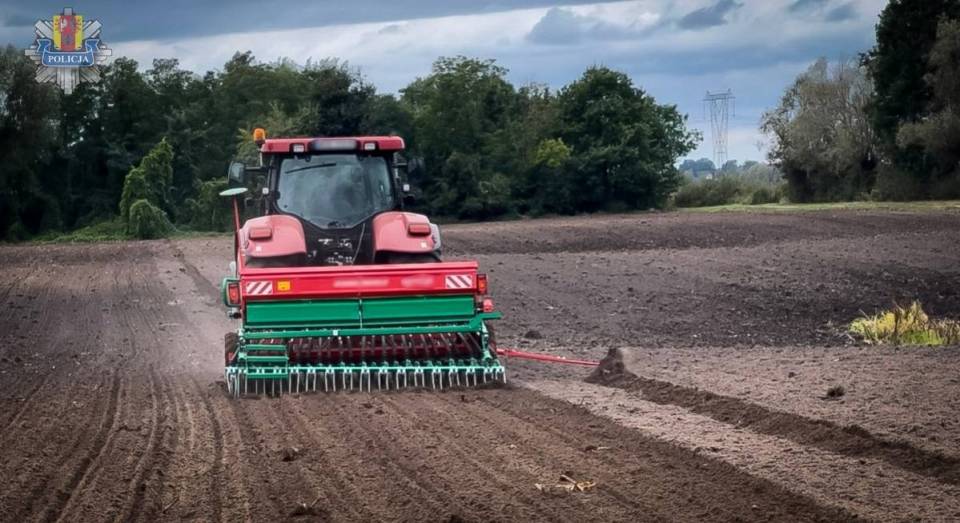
(871, 164, 925, 201)
(672, 176, 784, 208)
(185, 179, 233, 231)
(119, 167, 149, 225)
(34, 218, 127, 243)
(120, 139, 175, 232)
(128, 199, 173, 239)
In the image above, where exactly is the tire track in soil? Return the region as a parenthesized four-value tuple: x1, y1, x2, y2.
(233, 398, 329, 520)
(116, 251, 194, 522)
(0, 260, 117, 520)
(48, 377, 130, 522)
(270, 396, 383, 521)
(590, 364, 960, 486)
(533, 379, 960, 522)
(226, 398, 317, 520)
(287, 395, 462, 521)
(0, 262, 86, 430)
(376, 394, 582, 523)
(119, 369, 170, 522)
(1, 373, 53, 433)
(45, 258, 160, 521)
(466, 391, 761, 522)
(430, 389, 848, 522)
(148, 243, 248, 521)
(49, 256, 169, 522)
(0, 263, 41, 326)
(200, 392, 254, 522)
(194, 381, 226, 522)
(20, 373, 122, 523)
(274, 398, 369, 521)
(428, 391, 656, 518)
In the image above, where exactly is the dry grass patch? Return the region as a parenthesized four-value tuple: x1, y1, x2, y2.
(849, 301, 960, 346)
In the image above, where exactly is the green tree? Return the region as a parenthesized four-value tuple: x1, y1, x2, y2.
(761, 58, 876, 201)
(128, 199, 173, 239)
(0, 45, 61, 239)
(527, 138, 576, 214)
(401, 56, 519, 218)
(556, 66, 698, 210)
(119, 139, 174, 229)
(866, 0, 960, 143)
(303, 60, 377, 136)
(896, 18, 960, 197)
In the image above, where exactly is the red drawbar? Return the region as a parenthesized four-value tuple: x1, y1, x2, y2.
(238, 261, 479, 301)
(496, 348, 599, 367)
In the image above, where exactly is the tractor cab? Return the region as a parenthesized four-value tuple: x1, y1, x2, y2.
(227, 131, 438, 267)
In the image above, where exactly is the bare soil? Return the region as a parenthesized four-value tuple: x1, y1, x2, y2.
(1, 208, 959, 521)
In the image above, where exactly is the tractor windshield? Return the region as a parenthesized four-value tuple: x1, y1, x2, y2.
(277, 154, 394, 228)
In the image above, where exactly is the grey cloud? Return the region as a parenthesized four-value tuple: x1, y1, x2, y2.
(825, 3, 858, 22)
(527, 7, 585, 44)
(526, 6, 657, 45)
(2, 12, 37, 27)
(507, 23, 873, 82)
(377, 24, 404, 35)
(677, 0, 744, 30)
(788, 0, 829, 13)
(1, 0, 594, 43)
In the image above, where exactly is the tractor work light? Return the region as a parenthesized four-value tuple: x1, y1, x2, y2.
(249, 226, 272, 240)
(363, 142, 377, 151)
(407, 222, 432, 236)
(291, 143, 306, 153)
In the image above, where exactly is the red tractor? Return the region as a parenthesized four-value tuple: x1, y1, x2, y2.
(220, 130, 504, 396)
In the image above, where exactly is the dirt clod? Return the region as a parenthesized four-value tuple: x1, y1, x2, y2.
(280, 447, 301, 462)
(826, 385, 846, 399)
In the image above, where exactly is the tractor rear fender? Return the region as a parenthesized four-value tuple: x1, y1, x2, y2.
(239, 215, 307, 262)
(372, 212, 437, 255)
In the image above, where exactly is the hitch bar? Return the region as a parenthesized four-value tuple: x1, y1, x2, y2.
(495, 348, 599, 367)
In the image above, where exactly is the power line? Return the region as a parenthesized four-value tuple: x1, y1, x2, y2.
(703, 89, 735, 166)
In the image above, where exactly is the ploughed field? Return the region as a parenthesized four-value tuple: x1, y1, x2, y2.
(1, 209, 959, 522)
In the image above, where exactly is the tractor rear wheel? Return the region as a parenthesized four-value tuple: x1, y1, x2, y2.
(224, 332, 238, 366)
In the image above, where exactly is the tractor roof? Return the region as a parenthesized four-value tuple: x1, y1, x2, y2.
(259, 136, 405, 154)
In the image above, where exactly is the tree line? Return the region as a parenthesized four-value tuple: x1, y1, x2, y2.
(763, 0, 960, 202)
(0, 49, 698, 240)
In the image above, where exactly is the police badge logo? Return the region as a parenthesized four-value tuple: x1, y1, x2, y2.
(24, 8, 113, 94)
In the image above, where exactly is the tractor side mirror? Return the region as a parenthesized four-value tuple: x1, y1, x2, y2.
(227, 161, 267, 187)
(408, 157, 423, 172)
(219, 187, 249, 198)
(227, 161, 246, 186)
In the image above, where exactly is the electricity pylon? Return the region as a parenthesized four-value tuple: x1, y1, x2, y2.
(704, 90, 735, 168)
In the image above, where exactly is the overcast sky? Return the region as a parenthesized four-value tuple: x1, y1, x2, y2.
(2, 0, 886, 163)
